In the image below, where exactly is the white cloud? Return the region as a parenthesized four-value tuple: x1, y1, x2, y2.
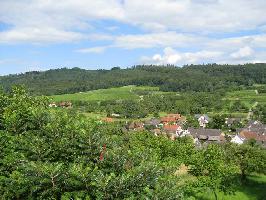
(123, 0, 266, 32)
(1, 0, 266, 65)
(141, 47, 223, 65)
(230, 46, 254, 59)
(0, 0, 123, 43)
(1, 0, 266, 44)
(76, 46, 107, 54)
(113, 32, 204, 49)
(0, 27, 85, 44)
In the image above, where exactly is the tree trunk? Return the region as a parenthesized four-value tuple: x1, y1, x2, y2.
(213, 190, 218, 200)
(241, 169, 247, 183)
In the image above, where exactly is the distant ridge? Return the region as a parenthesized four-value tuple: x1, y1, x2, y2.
(0, 63, 265, 95)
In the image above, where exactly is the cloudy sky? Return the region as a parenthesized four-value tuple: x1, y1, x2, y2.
(1, 0, 266, 74)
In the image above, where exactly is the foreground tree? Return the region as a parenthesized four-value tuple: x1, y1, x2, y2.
(189, 144, 239, 200)
(224, 143, 266, 182)
(0, 87, 191, 199)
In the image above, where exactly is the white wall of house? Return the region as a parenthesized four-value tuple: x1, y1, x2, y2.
(231, 135, 244, 144)
(198, 116, 208, 128)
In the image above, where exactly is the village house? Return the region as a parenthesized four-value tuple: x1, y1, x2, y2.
(49, 102, 57, 108)
(160, 116, 177, 125)
(167, 114, 181, 120)
(127, 121, 145, 131)
(111, 113, 120, 118)
(188, 128, 224, 143)
(163, 124, 182, 135)
(245, 120, 266, 134)
(178, 129, 191, 138)
(195, 114, 209, 128)
(231, 130, 266, 146)
(59, 101, 72, 108)
(231, 121, 266, 146)
(225, 118, 242, 127)
(160, 113, 181, 125)
(144, 118, 161, 128)
(102, 117, 114, 123)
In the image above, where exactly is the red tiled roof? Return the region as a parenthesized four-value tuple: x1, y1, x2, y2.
(167, 114, 181, 120)
(161, 117, 176, 122)
(240, 131, 266, 141)
(102, 117, 114, 123)
(163, 124, 181, 132)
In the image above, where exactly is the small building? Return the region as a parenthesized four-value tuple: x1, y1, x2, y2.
(127, 121, 145, 131)
(144, 118, 161, 128)
(49, 102, 57, 108)
(225, 118, 242, 127)
(188, 128, 224, 143)
(160, 117, 177, 125)
(231, 130, 266, 145)
(245, 121, 266, 135)
(102, 117, 114, 123)
(195, 115, 209, 128)
(160, 113, 182, 125)
(167, 114, 181, 120)
(163, 124, 182, 135)
(196, 115, 209, 128)
(59, 101, 72, 108)
(111, 113, 120, 117)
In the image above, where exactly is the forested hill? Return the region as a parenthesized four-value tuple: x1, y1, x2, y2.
(1, 63, 266, 95)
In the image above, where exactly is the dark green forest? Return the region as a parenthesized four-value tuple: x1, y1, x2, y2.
(1, 63, 265, 95)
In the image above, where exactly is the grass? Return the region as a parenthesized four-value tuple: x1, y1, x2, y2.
(80, 112, 106, 120)
(50, 85, 160, 102)
(197, 174, 266, 200)
(173, 165, 266, 200)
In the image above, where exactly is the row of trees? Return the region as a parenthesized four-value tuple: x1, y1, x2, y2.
(0, 87, 265, 199)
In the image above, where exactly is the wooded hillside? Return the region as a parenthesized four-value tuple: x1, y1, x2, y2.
(0, 63, 265, 95)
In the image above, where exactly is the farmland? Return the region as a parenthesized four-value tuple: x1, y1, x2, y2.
(50, 85, 161, 102)
(50, 85, 266, 120)
(224, 89, 266, 106)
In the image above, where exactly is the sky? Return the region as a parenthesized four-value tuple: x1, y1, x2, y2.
(1, 0, 266, 75)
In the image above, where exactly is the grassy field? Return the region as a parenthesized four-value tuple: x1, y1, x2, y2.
(224, 88, 266, 106)
(197, 174, 266, 200)
(50, 85, 160, 102)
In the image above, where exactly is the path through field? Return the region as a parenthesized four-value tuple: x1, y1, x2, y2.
(247, 101, 258, 120)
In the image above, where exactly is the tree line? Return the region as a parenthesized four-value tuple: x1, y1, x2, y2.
(0, 63, 265, 95)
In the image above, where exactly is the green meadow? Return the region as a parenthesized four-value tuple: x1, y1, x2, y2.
(50, 85, 159, 102)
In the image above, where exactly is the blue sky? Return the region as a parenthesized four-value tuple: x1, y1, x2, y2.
(1, 0, 266, 75)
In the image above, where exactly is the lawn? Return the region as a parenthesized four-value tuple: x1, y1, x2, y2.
(197, 174, 266, 200)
